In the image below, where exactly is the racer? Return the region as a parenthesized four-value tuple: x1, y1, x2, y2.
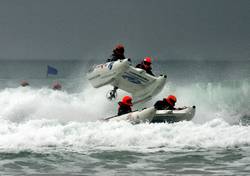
(20, 80, 29, 87)
(107, 44, 126, 62)
(136, 57, 154, 76)
(118, 96, 133, 115)
(154, 95, 178, 110)
(52, 82, 62, 90)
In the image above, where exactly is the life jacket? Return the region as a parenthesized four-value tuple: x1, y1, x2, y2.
(107, 53, 125, 62)
(154, 99, 175, 110)
(136, 63, 154, 76)
(118, 102, 132, 116)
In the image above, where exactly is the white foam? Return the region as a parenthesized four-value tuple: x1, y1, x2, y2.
(0, 86, 114, 123)
(0, 79, 249, 153)
(0, 119, 250, 153)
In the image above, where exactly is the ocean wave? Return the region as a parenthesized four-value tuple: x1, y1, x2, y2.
(0, 79, 249, 153)
(0, 79, 249, 124)
(0, 119, 250, 153)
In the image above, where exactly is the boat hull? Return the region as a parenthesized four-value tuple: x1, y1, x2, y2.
(104, 107, 156, 124)
(152, 106, 196, 123)
(87, 59, 167, 103)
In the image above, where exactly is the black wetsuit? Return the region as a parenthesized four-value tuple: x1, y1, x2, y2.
(136, 63, 154, 76)
(107, 53, 125, 62)
(154, 99, 175, 110)
(118, 102, 132, 116)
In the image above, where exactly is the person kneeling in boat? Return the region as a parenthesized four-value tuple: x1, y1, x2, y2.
(154, 95, 185, 110)
(118, 96, 133, 116)
(107, 44, 126, 62)
(136, 57, 155, 76)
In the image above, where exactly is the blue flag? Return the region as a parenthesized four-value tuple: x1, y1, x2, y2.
(47, 65, 58, 76)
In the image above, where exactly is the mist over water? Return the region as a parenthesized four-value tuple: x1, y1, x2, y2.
(0, 60, 249, 175)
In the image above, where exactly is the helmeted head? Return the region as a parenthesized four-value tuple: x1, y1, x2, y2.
(121, 95, 133, 106)
(143, 57, 152, 69)
(164, 95, 177, 106)
(21, 80, 29, 87)
(52, 82, 62, 90)
(113, 44, 125, 55)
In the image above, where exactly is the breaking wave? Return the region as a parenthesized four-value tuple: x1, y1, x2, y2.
(0, 78, 249, 153)
(0, 119, 250, 153)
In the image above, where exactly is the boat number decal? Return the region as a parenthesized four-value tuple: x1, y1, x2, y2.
(122, 74, 142, 84)
(108, 62, 114, 70)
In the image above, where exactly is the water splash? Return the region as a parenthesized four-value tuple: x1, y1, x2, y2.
(0, 78, 249, 153)
(0, 119, 250, 153)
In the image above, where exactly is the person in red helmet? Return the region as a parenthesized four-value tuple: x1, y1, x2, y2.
(52, 82, 62, 90)
(107, 44, 126, 62)
(154, 95, 177, 110)
(20, 80, 29, 87)
(118, 95, 133, 116)
(136, 57, 154, 76)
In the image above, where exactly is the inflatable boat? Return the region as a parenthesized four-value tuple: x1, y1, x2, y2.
(104, 107, 156, 124)
(87, 59, 167, 103)
(151, 106, 196, 123)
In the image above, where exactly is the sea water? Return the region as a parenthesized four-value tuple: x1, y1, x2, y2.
(0, 60, 249, 175)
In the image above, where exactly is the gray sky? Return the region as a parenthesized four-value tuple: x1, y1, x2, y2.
(0, 0, 249, 61)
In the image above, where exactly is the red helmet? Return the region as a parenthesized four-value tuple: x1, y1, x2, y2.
(165, 95, 177, 106)
(143, 57, 152, 68)
(122, 95, 133, 106)
(114, 44, 125, 54)
(144, 57, 152, 64)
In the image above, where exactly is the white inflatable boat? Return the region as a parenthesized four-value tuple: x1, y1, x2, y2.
(87, 59, 167, 103)
(104, 107, 156, 124)
(152, 106, 196, 123)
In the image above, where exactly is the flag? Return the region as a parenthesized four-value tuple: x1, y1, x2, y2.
(47, 65, 58, 76)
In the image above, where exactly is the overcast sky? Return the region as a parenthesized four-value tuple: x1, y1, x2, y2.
(0, 0, 249, 61)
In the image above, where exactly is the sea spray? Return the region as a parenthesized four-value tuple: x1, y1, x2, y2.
(0, 79, 249, 124)
(0, 119, 250, 153)
(0, 60, 249, 175)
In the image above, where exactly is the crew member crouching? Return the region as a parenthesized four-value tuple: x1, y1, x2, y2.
(118, 96, 133, 116)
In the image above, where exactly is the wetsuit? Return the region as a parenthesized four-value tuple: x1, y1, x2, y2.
(136, 63, 154, 76)
(118, 102, 132, 116)
(107, 53, 125, 62)
(154, 99, 175, 110)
